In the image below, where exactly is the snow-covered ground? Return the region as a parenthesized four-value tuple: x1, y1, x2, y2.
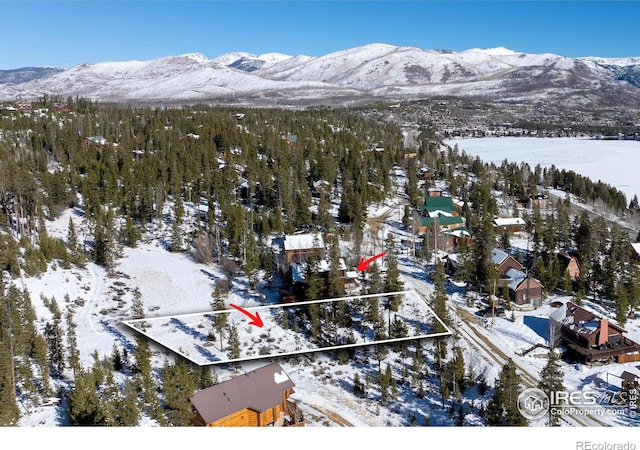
(444, 137, 640, 202)
(8, 142, 640, 446)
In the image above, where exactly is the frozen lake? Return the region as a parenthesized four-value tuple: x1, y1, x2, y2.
(444, 137, 640, 202)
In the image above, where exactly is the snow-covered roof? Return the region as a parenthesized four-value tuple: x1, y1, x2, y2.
(313, 180, 330, 189)
(494, 217, 526, 227)
(291, 257, 347, 283)
(86, 136, 107, 145)
(491, 248, 509, 265)
(443, 227, 471, 238)
(428, 209, 454, 218)
(284, 233, 325, 252)
(505, 267, 527, 290)
(632, 242, 640, 258)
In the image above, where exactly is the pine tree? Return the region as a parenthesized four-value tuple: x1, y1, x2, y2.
(160, 359, 198, 426)
(210, 287, 228, 351)
(486, 359, 527, 426)
(402, 204, 411, 229)
(430, 260, 451, 334)
(67, 368, 101, 425)
(133, 335, 164, 425)
(446, 346, 466, 397)
(169, 220, 183, 253)
(131, 287, 144, 319)
(227, 324, 241, 362)
(499, 231, 511, 252)
(367, 261, 383, 294)
(383, 233, 404, 311)
(0, 334, 20, 426)
(65, 307, 81, 376)
(326, 236, 342, 298)
(44, 301, 65, 379)
(538, 350, 564, 426)
(116, 379, 140, 426)
(67, 217, 85, 266)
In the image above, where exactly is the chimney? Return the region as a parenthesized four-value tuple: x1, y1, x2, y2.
(598, 319, 608, 346)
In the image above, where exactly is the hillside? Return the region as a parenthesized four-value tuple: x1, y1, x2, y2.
(2, 44, 640, 109)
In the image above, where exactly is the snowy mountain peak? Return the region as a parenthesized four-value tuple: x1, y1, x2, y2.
(213, 51, 294, 72)
(179, 52, 210, 63)
(213, 52, 258, 66)
(478, 46, 519, 56)
(256, 52, 293, 65)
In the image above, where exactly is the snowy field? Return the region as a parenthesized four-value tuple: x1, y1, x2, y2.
(123, 290, 451, 366)
(444, 137, 640, 202)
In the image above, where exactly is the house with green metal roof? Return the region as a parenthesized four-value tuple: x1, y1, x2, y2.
(417, 196, 456, 216)
(417, 214, 464, 232)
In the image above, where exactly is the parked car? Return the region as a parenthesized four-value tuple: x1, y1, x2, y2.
(478, 306, 506, 318)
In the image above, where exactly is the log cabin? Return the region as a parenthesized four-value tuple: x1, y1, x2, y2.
(189, 362, 305, 427)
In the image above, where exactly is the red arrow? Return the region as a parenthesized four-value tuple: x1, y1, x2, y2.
(357, 251, 387, 271)
(229, 304, 264, 327)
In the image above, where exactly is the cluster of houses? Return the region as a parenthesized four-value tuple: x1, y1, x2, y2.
(271, 232, 360, 302)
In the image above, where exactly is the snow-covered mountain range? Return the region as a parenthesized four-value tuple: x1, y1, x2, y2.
(0, 66, 65, 84)
(2, 44, 640, 107)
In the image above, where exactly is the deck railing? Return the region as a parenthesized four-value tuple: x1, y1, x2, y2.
(285, 400, 306, 427)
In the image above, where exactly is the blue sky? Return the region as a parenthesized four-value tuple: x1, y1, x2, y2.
(1, 1, 639, 69)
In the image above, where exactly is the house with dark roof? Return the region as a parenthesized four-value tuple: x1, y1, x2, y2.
(504, 268, 544, 306)
(550, 302, 640, 365)
(490, 249, 543, 307)
(491, 248, 524, 278)
(620, 371, 639, 390)
(189, 362, 304, 427)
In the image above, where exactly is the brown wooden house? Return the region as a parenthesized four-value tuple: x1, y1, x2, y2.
(272, 232, 326, 277)
(283, 232, 325, 267)
(557, 251, 580, 280)
(505, 268, 544, 306)
(189, 362, 305, 427)
(493, 217, 526, 233)
(491, 248, 524, 278)
(551, 302, 640, 365)
(620, 371, 639, 390)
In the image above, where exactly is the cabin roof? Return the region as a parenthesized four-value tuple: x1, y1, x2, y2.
(493, 217, 526, 227)
(283, 233, 324, 252)
(491, 248, 509, 265)
(189, 362, 295, 424)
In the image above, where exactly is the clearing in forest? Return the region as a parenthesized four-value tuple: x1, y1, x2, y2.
(121, 290, 452, 366)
